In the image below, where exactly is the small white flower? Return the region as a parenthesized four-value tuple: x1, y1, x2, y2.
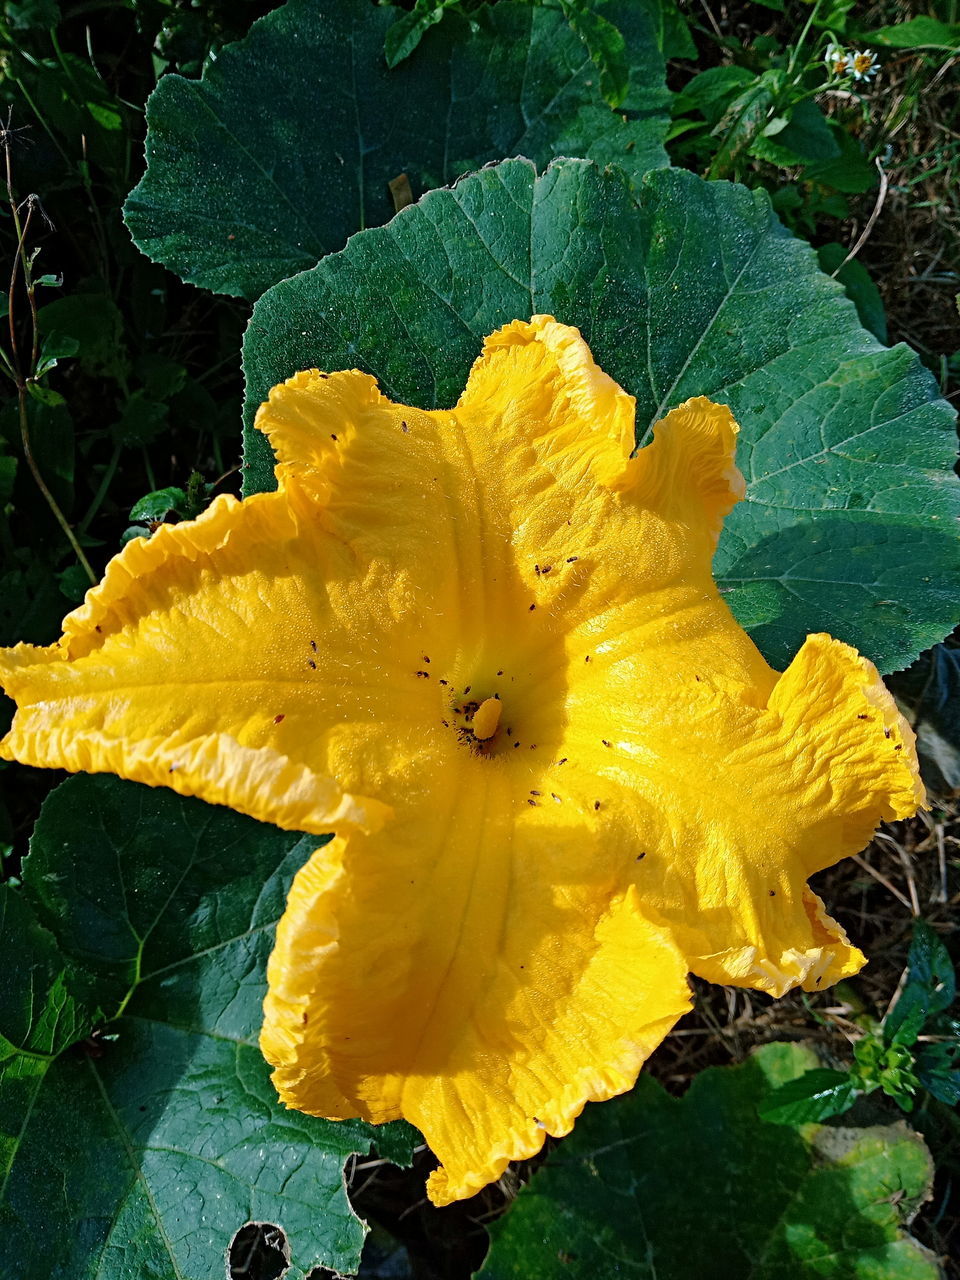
(851, 49, 879, 81)
(824, 43, 852, 77)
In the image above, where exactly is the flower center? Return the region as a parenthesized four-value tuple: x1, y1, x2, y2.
(445, 687, 505, 754)
(471, 697, 502, 740)
(428, 633, 569, 764)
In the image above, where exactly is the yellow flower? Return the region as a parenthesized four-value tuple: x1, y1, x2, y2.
(0, 317, 923, 1204)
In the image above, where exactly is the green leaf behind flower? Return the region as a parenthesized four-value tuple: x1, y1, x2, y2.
(758, 1065, 860, 1125)
(476, 1042, 938, 1280)
(123, 0, 669, 299)
(0, 775, 415, 1280)
(0, 885, 92, 1059)
(242, 157, 960, 673)
(883, 921, 956, 1048)
(869, 17, 960, 50)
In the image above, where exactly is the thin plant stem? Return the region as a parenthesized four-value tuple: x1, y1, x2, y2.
(141, 447, 157, 492)
(79, 440, 122, 535)
(786, 0, 822, 82)
(830, 159, 889, 275)
(18, 388, 96, 584)
(6, 175, 27, 371)
(4, 120, 97, 586)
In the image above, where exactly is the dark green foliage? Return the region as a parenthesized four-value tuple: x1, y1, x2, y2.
(0, 3, 251, 658)
(892, 643, 960, 795)
(761, 922, 959, 1125)
(478, 1043, 938, 1279)
(884, 923, 956, 1048)
(870, 17, 960, 50)
(757, 1067, 860, 1125)
(383, 0, 670, 108)
(817, 243, 888, 343)
(124, 0, 670, 300)
(0, 775, 416, 1280)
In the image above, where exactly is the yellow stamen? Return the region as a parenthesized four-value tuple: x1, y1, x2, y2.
(472, 697, 502, 740)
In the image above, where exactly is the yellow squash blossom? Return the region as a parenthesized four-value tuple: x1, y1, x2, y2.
(0, 318, 923, 1204)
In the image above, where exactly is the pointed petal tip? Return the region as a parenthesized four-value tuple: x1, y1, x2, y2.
(0, 720, 391, 840)
(623, 396, 745, 542)
(458, 314, 637, 487)
(262, 853, 691, 1207)
(423, 995, 692, 1206)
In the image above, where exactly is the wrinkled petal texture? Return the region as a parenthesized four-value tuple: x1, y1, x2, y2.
(0, 317, 923, 1204)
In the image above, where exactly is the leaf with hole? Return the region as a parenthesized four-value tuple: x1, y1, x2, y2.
(0, 775, 416, 1280)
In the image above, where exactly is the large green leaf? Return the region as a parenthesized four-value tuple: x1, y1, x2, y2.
(123, 0, 669, 300)
(242, 157, 960, 673)
(870, 17, 960, 50)
(0, 775, 415, 1280)
(477, 1042, 939, 1280)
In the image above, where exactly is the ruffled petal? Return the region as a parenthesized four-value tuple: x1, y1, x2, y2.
(453, 319, 773, 699)
(0, 488, 461, 834)
(621, 395, 745, 548)
(567, 631, 924, 997)
(455, 315, 638, 490)
(262, 787, 691, 1206)
(255, 370, 468, 618)
(766, 633, 925, 835)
